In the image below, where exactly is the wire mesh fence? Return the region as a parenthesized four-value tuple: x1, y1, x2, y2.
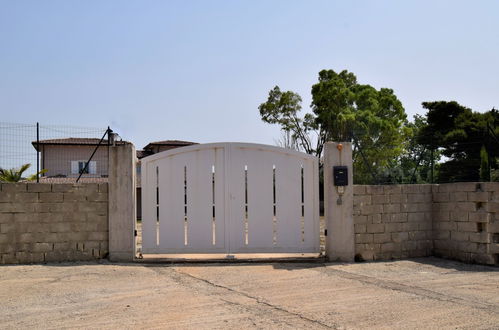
(0, 122, 110, 183)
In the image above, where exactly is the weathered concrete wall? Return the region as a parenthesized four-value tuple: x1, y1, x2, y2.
(353, 185, 433, 261)
(324, 142, 354, 262)
(353, 183, 499, 265)
(0, 183, 108, 264)
(108, 142, 136, 261)
(433, 182, 499, 265)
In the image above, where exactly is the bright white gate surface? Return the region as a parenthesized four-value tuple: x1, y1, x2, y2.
(141, 143, 319, 254)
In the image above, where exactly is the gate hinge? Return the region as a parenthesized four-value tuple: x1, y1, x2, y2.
(324, 229, 327, 236)
(134, 230, 138, 237)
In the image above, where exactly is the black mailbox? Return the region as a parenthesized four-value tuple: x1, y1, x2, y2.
(333, 166, 348, 186)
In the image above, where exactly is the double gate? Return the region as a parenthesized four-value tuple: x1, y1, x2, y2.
(141, 143, 319, 254)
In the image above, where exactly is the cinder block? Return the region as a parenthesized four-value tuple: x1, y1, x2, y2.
(1, 183, 27, 192)
(368, 214, 382, 224)
(402, 240, 418, 251)
(439, 182, 476, 192)
(51, 184, 75, 193)
(27, 184, 52, 192)
(366, 223, 384, 233)
(451, 231, 469, 241)
(480, 182, 499, 193)
(384, 185, 401, 195)
(361, 204, 383, 215)
(458, 241, 478, 253)
(98, 183, 108, 193)
(353, 215, 368, 224)
(0, 191, 14, 202)
(390, 194, 407, 204)
(88, 232, 108, 241)
(408, 212, 425, 222)
(383, 203, 401, 214)
(353, 195, 371, 207)
(409, 231, 427, 240)
(418, 221, 432, 231)
(402, 222, 419, 231)
(448, 191, 467, 202)
(357, 250, 375, 261)
(372, 195, 389, 204)
(385, 223, 403, 232)
(391, 232, 409, 243)
(433, 210, 450, 222)
(420, 185, 433, 193)
(1, 253, 18, 264)
(437, 221, 456, 231)
(86, 192, 108, 202)
(407, 193, 432, 203)
(355, 233, 373, 244)
(381, 242, 401, 252)
(63, 192, 87, 202)
(457, 222, 476, 232)
(469, 232, 491, 244)
(353, 185, 366, 195)
(468, 192, 490, 203)
(450, 211, 469, 222)
(400, 185, 418, 194)
(50, 223, 71, 233)
(383, 213, 408, 223)
(39, 213, 64, 223)
(485, 202, 499, 213)
(14, 193, 38, 203)
(373, 232, 391, 243)
(365, 186, 384, 195)
(471, 253, 495, 265)
(0, 223, 15, 234)
(38, 193, 63, 203)
(433, 192, 450, 202)
(468, 211, 491, 223)
(53, 242, 72, 251)
(434, 231, 450, 240)
(17, 233, 34, 243)
(354, 224, 367, 233)
(32, 242, 53, 252)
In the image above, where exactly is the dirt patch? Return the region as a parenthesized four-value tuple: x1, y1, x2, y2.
(1, 257, 498, 329)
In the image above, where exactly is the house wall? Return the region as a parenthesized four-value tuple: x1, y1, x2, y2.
(42, 145, 108, 177)
(353, 183, 499, 265)
(0, 183, 108, 264)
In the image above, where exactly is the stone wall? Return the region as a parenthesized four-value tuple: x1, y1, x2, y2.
(353, 185, 433, 261)
(354, 183, 499, 265)
(0, 183, 108, 264)
(433, 182, 499, 265)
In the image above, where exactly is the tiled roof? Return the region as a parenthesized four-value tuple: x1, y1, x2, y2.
(32, 138, 110, 151)
(145, 140, 197, 146)
(38, 177, 108, 183)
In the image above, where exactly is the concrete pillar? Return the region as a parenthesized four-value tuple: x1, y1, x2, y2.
(324, 142, 355, 262)
(108, 142, 136, 261)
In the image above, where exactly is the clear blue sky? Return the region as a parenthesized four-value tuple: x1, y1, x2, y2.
(1, 1, 498, 149)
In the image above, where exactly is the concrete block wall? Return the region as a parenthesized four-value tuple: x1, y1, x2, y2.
(353, 182, 499, 265)
(433, 182, 499, 265)
(353, 185, 433, 261)
(0, 183, 108, 264)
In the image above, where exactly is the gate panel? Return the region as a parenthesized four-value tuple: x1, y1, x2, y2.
(229, 146, 275, 253)
(141, 143, 319, 255)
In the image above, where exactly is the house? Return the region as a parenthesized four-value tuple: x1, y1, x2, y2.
(32, 138, 110, 179)
(33, 138, 197, 218)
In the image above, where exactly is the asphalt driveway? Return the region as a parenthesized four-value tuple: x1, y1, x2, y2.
(1, 257, 498, 329)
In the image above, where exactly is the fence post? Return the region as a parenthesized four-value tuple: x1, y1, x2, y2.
(324, 142, 355, 262)
(108, 141, 136, 261)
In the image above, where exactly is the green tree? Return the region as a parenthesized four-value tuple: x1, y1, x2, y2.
(259, 69, 408, 184)
(0, 164, 46, 182)
(418, 102, 499, 182)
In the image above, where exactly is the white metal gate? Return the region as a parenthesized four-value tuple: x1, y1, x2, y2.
(141, 143, 319, 254)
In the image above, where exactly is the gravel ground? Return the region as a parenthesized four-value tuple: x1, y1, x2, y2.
(1, 257, 498, 329)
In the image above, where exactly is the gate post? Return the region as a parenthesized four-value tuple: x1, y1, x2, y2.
(108, 142, 136, 261)
(324, 142, 354, 262)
